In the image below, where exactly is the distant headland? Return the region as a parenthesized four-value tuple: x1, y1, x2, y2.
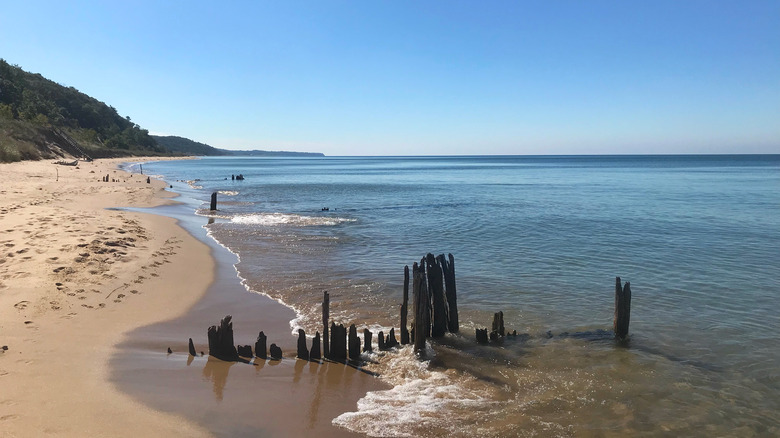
(151, 135, 324, 157)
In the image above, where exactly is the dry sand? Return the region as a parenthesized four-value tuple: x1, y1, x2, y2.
(0, 158, 387, 438)
(0, 158, 213, 437)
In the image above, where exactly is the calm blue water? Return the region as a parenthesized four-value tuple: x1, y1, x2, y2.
(140, 155, 780, 437)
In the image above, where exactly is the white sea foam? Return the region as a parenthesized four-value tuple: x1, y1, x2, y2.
(232, 213, 355, 227)
(333, 346, 496, 437)
(217, 190, 239, 196)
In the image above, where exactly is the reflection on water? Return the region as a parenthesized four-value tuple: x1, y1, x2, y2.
(202, 356, 236, 401)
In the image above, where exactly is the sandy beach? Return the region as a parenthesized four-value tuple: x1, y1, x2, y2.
(0, 158, 387, 438)
(0, 158, 215, 437)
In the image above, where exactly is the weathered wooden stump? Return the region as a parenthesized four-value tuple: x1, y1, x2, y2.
(363, 329, 373, 352)
(491, 311, 505, 338)
(323, 291, 330, 359)
(412, 261, 430, 353)
(310, 331, 321, 360)
(427, 254, 448, 338)
(255, 331, 267, 359)
(237, 345, 253, 358)
(348, 324, 360, 361)
(210, 192, 217, 211)
(330, 323, 347, 362)
(297, 329, 309, 360)
(401, 265, 410, 344)
(146, 176, 151, 184)
(440, 253, 459, 333)
(476, 328, 489, 344)
(269, 343, 283, 360)
(188, 338, 197, 356)
(614, 277, 632, 340)
(386, 327, 399, 349)
(378, 331, 386, 350)
(207, 315, 239, 361)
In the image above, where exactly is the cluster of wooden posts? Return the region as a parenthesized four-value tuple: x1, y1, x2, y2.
(190, 253, 633, 364)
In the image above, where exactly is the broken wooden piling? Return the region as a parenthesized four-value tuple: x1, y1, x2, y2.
(210, 192, 217, 211)
(348, 324, 360, 361)
(412, 261, 430, 353)
(297, 329, 309, 360)
(207, 315, 239, 361)
(310, 332, 321, 360)
(440, 253, 459, 333)
(330, 322, 347, 362)
(614, 277, 632, 340)
(255, 331, 267, 359)
(363, 329, 373, 352)
(322, 291, 330, 359)
(188, 338, 197, 356)
(427, 254, 448, 338)
(401, 265, 410, 344)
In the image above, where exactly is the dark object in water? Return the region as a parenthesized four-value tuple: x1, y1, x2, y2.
(188, 338, 197, 356)
(476, 328, 489, 344)
(297, 329, 309, 360)
(235, 174, 245, 180)
(363, 329, 373, 352)
(210, 192, 217, 211)
(269, 343, 283, 360)
(614, 277, 632, 340)
(237, 345, 253, 358)
(255, 331, 267, 359)
(310, 331, 321, 360)
(167, 347, 172, 354)
(348, 324, 361, 361)
(207, 315, 239, 361)
(322, 291, 330, 359)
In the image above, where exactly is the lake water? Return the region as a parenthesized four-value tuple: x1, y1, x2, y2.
(138, 155, 780, 437)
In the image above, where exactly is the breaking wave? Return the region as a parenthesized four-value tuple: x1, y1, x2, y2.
(232, 212, 356, 227)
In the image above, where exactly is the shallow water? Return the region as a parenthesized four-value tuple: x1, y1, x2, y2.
(139, 155, 780, 437)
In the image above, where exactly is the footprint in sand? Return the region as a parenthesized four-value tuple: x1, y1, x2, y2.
(0, 414, 19, 422)
(14, 301, 29, 310)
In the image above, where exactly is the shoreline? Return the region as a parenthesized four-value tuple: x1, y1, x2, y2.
(109, 164, 388, 437)
(0, 157, 214, 436)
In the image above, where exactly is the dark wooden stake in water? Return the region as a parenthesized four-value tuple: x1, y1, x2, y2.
(237, 345, 253, 357)
(310, 331, 321, 360)
(475, 328, 489, 344)
(363, 329, 373, 352)
(348, 324, 360, 361)
(400, 265, 410, 344)
(210, 192, 217, 211)
(440, 253, 459, 333)
(188, 338, 197, 356)
(427, 253, 448, 338)
(322, 291, 330, 359)
(207, 315, 239, 361)
(269, 343, 283, 360)
(297, 329, 309, 360)
(330, 322, 347, 362)
(491, 311, 505, 338)
(255, 331, 267, 359)
(413, 261, 430, 353)
(614, 277, 632, 340)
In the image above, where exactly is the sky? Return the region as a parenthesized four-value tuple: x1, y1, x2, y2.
(1, 1, 778, 156)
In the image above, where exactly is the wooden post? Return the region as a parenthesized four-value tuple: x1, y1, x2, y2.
(330, 323, 346, 362)
(188, 338, 197, 356)
(441, 253, 459, 333)
(363, 329, 373, 352)
(322, 291, 330, 359)
(310, 331, 321, 360)
(386, 328, 398, 349)
(207, 315, 238, 361)
(348, 324, 360, 361)
(413, 260, 430, 353)
(297, 329, 309, 360)
(210, 192, 217, 211)
(269, 343, 283, 360)
(491, 311, 505, 338)
(614, 277, 632, 340)
(475, 328, 488, 344)
(401, 265, 410, 344)
(255, 331, 267, 359)
(427, 254, 447, 338)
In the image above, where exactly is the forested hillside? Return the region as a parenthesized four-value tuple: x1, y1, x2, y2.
(0, 59, 165, 162)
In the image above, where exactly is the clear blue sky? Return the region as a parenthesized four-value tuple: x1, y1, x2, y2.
(2, 1, 778, 155)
